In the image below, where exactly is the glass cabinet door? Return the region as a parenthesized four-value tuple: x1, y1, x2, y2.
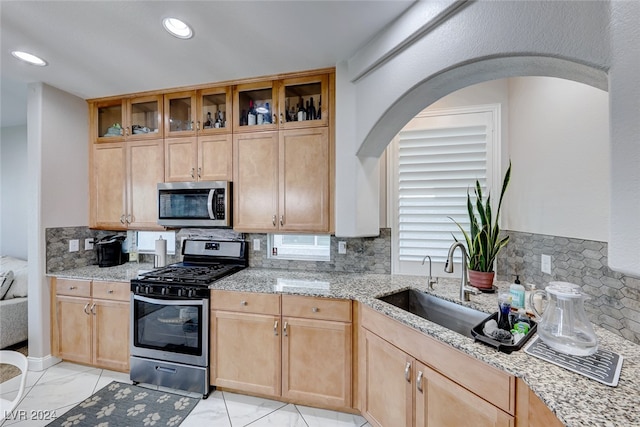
(198, 87, 232, 133)
(95, 99, 125, 142)
(164, 91, 197, 137)
(279, 74, 328, 129)
(127, 95, 163, 139)
(233, 81, 278, 132)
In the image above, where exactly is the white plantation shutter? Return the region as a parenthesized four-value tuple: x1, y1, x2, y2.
(390, 107, 498, 275)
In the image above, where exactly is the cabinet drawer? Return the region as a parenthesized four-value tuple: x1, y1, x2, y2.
(282, 295, 351, 322)
(55, 278, 91, 297)
(92, 280, 130, 302)
(211, 290, 280, 315)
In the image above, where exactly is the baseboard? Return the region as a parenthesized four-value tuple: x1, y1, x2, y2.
(27, 354, 61, 371)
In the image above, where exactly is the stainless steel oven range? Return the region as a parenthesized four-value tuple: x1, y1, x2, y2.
(130, 239, 247, 398)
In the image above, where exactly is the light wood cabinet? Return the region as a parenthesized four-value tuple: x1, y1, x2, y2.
(164, 87, 232, 182)
(210, 291, 352, 410)
(416, 362, 513, 427)
(232, 72, 333, 233)
(52, 278, 130, 372)
(91, 95, 163, 143)
(361, 329, 412, 427)
(233, 127, 330, 232)
(281, 295, 351, 409)
(165, 134, 232, 182)
(90, 139, 164, 230)
(360, 304, 515, 427)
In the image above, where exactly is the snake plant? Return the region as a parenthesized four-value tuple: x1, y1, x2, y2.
(450, 162, 511, 272)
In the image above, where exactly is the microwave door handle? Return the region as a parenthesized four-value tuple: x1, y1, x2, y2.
(207, 190, 215, 219)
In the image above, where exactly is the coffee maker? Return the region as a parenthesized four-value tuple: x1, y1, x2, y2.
(96, 235, 126, 267)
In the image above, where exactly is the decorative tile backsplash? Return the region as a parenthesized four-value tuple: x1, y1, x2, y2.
(246, 229, 391, 274)
(497, 230, 640, 344)
(46, 227, 391, 275)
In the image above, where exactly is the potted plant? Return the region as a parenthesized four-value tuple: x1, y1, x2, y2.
(450, 162, 511, 289)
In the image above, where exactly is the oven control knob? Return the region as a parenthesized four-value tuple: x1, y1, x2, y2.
(161, 287, 167, 296)
(146, 286, 152, 294)
(188, 288, 196, 298)
(177, 288, 184, 297)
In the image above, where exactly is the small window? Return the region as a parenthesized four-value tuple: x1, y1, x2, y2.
(268, 234, 330, 261)
(136, 231, 176, 255)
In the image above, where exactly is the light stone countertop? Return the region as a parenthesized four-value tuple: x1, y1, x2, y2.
(49, 264, 640, 426)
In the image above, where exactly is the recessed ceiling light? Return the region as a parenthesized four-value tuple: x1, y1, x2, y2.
(162, 17, 193, 39)
(11, 50, 47, 66)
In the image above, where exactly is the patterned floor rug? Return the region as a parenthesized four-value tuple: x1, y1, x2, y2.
(46, 381, 197, 427)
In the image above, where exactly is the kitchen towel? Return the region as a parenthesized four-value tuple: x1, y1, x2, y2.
(155, 236, 167, 268)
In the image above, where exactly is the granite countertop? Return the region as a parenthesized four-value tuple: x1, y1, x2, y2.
(49, 264, 640, 426)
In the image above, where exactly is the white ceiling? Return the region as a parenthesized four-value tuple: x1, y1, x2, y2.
(0, 0, 415, 128)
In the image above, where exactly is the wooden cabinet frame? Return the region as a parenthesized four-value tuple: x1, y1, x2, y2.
(51, 278, 130, 372)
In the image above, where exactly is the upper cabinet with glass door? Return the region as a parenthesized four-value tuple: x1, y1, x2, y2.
(164, 91, 197, 138)
(127, 95, 163, 140)
(165, 87, 232, 138)
(199, 86, 232, 135)
(93, 95, 162, 143)
(278, 74, 328, 129)
(233, 81, 278, 133)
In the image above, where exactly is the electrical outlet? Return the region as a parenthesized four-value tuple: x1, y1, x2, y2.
(253, 239, 261, 251)
(69, 239, 79, 252)
(84, 238, 94, 250)
(541, 254, 552, 274)
(338, 241, 347, 254)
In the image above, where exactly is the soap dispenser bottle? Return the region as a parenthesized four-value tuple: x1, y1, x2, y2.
(509, 275, 525, 309)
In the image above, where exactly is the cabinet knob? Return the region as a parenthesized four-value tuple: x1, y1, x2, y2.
(280, 215, 284, 226)
(272, 215, 277, 227)
(107, 289, 114, 294)
(240, 300, 247, 306)
(274, 320, 279, 336)
(279, 113, 284, 124)
(404, 362, 411, 382)
(312, 307, 319, 313)
(274, 113, 278, 124)
(83, 303, 90, 315)
(90, 303, 96, 315)
(69, 286, 77, 290)
(283, 321, 288, 337)
(196, 120, 201, 131)
(197, 167, 202, 178)
(416, 371, 424, 393)
(120, 214, 126, 224)
(191, 168, 195, 179)
(125, 126, 130, 136)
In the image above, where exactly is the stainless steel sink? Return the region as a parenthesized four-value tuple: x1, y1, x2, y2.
(377, 289, 488, 338)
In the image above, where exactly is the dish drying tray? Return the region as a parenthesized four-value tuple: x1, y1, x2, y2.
(524, 336, 623, 387)
(471, 312, 537, 353)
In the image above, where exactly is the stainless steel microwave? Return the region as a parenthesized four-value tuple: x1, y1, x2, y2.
(157, 181, 231, 227)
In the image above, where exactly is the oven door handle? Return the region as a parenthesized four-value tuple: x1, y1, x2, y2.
(132, 294, 207, 307)
(207, 189, 215, 220)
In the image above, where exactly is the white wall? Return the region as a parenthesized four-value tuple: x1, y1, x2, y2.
(335, 0, 640, 276)
(27, 83, 88, 366)
(0, 125, 28, 258)
(506, 77, 609, 241)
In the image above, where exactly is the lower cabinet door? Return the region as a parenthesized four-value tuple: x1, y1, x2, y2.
(282, 317, 351, 409)
(57, 296, 92, 364)
(92, 299, 130, 371)
(361, 329, 413, 427)
(415, 361, 514, 427)
(211, 310, 281, 397)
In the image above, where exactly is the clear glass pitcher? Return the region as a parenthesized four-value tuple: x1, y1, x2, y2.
(531, 281, 598, 356)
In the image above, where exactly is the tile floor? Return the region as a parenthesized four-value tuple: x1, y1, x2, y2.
(0, 361, 370, 427)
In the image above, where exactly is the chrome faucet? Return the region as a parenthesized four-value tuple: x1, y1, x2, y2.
(444, 242, 480, 301)
(421, 255, 437, 289)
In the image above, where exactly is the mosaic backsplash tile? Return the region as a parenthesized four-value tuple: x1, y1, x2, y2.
(497, 230, 640, 344)
(46, 227, 391, 275)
